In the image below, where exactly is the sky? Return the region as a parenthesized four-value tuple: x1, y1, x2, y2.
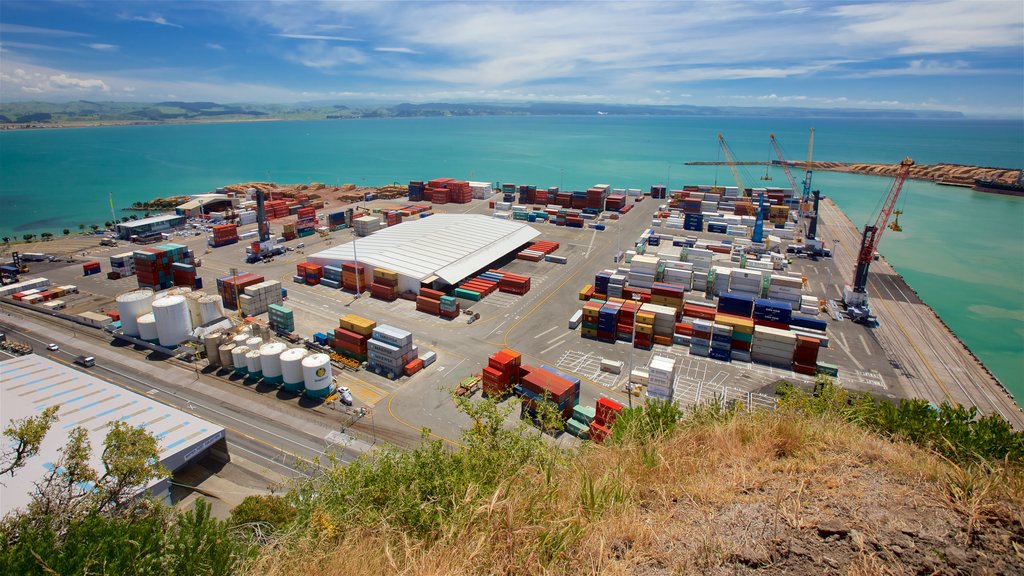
(1, 1, 1022, 117)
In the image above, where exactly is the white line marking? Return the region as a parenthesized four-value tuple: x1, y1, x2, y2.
(541, 338, 568, 354)
(485, 320, 507, 338)
(534, 326, 558, 339)
(546, 333, 567, 344)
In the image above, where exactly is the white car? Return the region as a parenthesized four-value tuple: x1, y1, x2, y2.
(339, 386, 353, 406)
(46, 343, 59, 351)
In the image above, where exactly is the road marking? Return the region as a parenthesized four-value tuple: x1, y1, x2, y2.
(484, 320, 507, 338)
(858, 334, 869, 354)
(540, 338, 567, 354)
(546, 333, 566, 345)
(534, 326, 558, 339)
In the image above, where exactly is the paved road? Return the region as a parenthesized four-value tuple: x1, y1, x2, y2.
(0, 308, 373, 481)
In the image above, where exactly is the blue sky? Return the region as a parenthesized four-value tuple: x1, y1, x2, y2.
(1, 1, 1022, 117)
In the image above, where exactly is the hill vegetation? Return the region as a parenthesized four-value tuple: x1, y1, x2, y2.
(2, 378, 1021, 575)
(0, 100, 964, 127)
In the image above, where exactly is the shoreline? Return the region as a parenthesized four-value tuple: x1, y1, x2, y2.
(687, 160, 1021, 187)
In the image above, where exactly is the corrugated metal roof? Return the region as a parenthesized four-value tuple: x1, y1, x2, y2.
(0, 355, 224, 517)
(308, 215, 539, 285)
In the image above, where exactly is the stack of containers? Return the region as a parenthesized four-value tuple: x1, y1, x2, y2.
(133, 244, 193, 290)
(640, 303, 677, 344)
(578, 284, 595, 301)
(354, 215, 384, 236)
(408, 180, 425, 202)
(367, 324, 417, 378)
(321, 265, 343, 289)
(518, 365, 580, 420)
(597, 301, 621, 343)
(516, 240, 560, 261)
(82, 261, 102, 276)
(792, 336, 821, 375)
(414, 288, 443, 317)
(662, 261, 693, 290)
(209, 224, 239, 247)
(489, 270, 531, 295)
(342, 262, 367, 293)
(717, 292, 755, 317)
(753, 298, 793, 329)
(606, 272, 625, 299)
(650, 283, 685, 313)
(333, 314, 375, 361)
(716, 313, 754, 362)
(634, 309, 655, 349)
(263, 199, 291, 219)
(800, 295, 820, 315)
(686, 248, 714, 293)
(710, 323, 733, 362)
(370, 267, 399, 301)
(469, 181, 491, 199)
(588, 397, 623, 444)
(729, 269, 763, 299)
(327, 209, 352, 231)
(617, 301, 640, 342)
(296, 262, 323, 286)
(217, 272, 265, 310)
(483, 349, 521, 396)
(768, 275, 804, 309)
(593, 270, 612, 298)
(109, 253, 136, 277)
(646, 356, 676, 401)
(171, 262, 198, 288)
(628, 255, 659, 289)
(690, 319, 713, 356)
(751, 325, 796, 366)
(581, 301, 602, 339)
(239, 280, 283, 316)
(455, 275, 498, 301)
(268, 303, 294, 333)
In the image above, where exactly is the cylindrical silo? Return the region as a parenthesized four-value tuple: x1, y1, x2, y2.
(166, 286, 192, 298)
(245, 336, 263, 349)
(259, 342, 286, 385)
(203, 332, 223, 366)
(198, 295, 224, 324)
(137, 313, 158, 343)
(218, 343, 236, 368)
(231, 346, 250, 376)
(280, 348, 308, 393)
(116, 289, 155, 337)
(302, 353, 333, 399)
(152, 295, 193, 348)
(258, 323, 271, 342)
(232, 333, 250, 347)
(185, 291, 204, 327)
(245, 350, 262, 379)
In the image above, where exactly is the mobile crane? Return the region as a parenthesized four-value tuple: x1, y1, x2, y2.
(842, 157, 914, 324)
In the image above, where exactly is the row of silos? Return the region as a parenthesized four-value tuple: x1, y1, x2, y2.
(117, 287, 226, 348)
(202, 331, 332, 398)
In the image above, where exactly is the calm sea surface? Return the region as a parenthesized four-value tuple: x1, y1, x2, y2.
(1, 116, 1022, 401)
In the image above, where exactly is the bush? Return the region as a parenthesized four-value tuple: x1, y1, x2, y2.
(229, 495, 297, 537)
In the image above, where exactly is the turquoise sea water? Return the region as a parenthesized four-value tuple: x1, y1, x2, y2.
(1, 116, 1022, 400)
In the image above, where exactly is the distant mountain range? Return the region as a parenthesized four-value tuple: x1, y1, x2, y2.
(0, 100, 966, 125)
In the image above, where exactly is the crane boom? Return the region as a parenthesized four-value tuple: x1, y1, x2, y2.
(851, 157, 914, 294)
(717, 133, 746, 193)
(769, 134, 798, 192)
(801, 128, 815, 204)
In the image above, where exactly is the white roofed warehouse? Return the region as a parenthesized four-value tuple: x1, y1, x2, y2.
(307, 214, 540, 294)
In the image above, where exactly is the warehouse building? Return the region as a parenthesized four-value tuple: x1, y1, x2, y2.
(114, 214, 187, 240)
(308, 214, 540, 294)
(0, 355, 227, 517)
(175, 193, 235, 217)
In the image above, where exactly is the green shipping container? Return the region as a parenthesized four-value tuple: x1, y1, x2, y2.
(453, 288, 481, 301)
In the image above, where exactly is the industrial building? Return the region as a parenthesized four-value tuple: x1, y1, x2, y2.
(0, 355, 227, 517)
(114, 214, 187, 240)
(174, 194, 236, 217)
(307, 214, 540, 294)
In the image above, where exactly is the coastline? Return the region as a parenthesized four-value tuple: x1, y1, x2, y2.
(688, 160, 1022, 188)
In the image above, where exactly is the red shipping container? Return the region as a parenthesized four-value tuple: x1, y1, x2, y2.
(589, 422, 610, 444)
(596, 397, 623, 427)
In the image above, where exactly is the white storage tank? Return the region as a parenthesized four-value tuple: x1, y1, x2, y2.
(245, 350, 262, 379)
(137, 313, 158, 343)
(232, 333, 250, 347)
(199, 295, 224, 324)
(218, 343, 236, 368)
(231, 346, 250, 375)
(302, 353, 333, 399)
(185, 291, 205, 327)
(245, 336, 263, 349)
(280, 348, 308, 393)
(152, 295, 193, 348)
(116, 289, 154, 337)
(259, 342, 286, 385)
(166, 286, 192, 298)
(203, 332, 223, 366)
(258, 323, 271, 342)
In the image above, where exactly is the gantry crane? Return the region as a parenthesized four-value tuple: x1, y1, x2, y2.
(769, 134, 799, 192)
(801, 128, 815, 205)
(843, 157, 914, 323)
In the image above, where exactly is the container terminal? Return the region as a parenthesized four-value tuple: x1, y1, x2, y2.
(2, 161, 1021, 508)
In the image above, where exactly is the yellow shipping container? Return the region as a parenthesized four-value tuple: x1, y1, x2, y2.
(339, 314, 376, 335)
(715, 314, 755, 333)
(578, 284, 593, 301)
(634, 323, 654, 335)
(373, 267, 398, 281)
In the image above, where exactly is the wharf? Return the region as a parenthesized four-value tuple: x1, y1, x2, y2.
(816, 198, 1024, 428)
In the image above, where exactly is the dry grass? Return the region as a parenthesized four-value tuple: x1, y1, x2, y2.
(246, 410, 1024, 576)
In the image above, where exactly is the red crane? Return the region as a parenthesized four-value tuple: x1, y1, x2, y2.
(843, 157, 914, 315)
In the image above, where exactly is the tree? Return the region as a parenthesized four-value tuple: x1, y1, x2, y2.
(228, 494, 296, 540)
(79, 224, 85, 231)
(121, 216, 130, 223)
(2, 236, 9, 245)
(41, 232, 53, 241)
(104, 221, 113, 229)
(22, 233, 35, 242)
(89, 224, 99, 231)
(62, 229, 70, 236)
(1, 406, 59, 477)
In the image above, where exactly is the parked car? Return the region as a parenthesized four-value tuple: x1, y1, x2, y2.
(46, 343, 59, 351)
(339, 386, 353, 406)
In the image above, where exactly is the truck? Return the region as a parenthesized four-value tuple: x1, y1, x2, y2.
(74, 355, 96, 368)
(100, 238, 118, 247)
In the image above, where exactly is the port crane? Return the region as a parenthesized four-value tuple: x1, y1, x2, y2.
(801, 128, 815, 206)
(769, 134, 799, 192)
(842, 157, 914, 324)
(718, 133, 768, 243)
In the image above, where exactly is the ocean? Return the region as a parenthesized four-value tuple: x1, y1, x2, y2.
(1, 115, 1022, 401)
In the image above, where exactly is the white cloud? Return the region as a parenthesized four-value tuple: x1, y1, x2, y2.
(84, 43, 118, 51)
(205, 43, 225, 50)
(374, 47, 420, 54)
(0, 23, 89, 37)
(49, 73, 109, 91)
(129, 13, 183, 29)
(273, 33, 362, 42)
(841, 59, 977, 79)
(285, 43, 368, 70)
